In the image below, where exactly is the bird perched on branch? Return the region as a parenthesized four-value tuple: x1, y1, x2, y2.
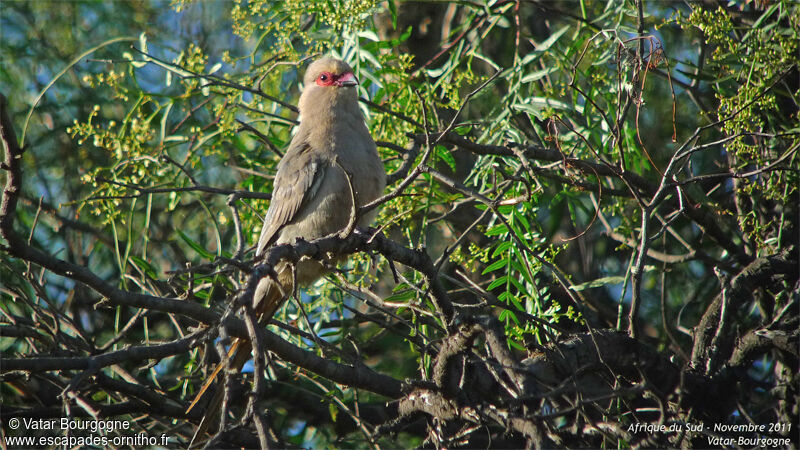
(187, 57, 386, 445)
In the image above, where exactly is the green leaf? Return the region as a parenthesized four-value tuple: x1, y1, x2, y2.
(514, 97, 584, 115)
(508, 275, 525, 293)
(328, 402, 338, 422)
(388, 0, 398, 28)
(177, 230, 214, 260)
(482, 257, 509, 275)
(569, 275, 625, 291)
(159, 101, 173, 145)
(513, 208, 531, 232)
(508, 339, 526, 351)
(532, 25, 570, 52)
(521, 67, 558, 83)
(485, 223, 508, 237)
(487, 276, 508, 291)
(491, 241, 513, 258)
(508, 294, 525, 312)
(513, 252, 534, 284)
(499, 309, 520, 326)
(139, 32, 148, 53)
(437, 145, 457, 172)
(383, 289, 415, 303)
(129, 255, 158, 279)
(357, 30, 380, 42)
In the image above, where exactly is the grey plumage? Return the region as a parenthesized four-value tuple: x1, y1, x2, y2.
(187, 57, 386, 447)
(256, 141, 325, 256)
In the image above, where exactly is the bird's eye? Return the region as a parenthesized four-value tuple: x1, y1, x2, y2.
(315, 72, 335, 86)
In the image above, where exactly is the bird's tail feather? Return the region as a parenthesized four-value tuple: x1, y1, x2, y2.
(185, 341, 240, 416)
(187, 281, 286, 447)
(188, 342, 252, 447)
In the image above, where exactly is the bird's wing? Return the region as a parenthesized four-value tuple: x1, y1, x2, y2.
(256, 140, 326, 257)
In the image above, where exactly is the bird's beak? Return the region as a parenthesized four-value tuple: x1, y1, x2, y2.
(334, 72, 358, 87)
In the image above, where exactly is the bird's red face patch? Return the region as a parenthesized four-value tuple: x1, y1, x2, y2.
(316, 71, 336, 86)
(315, 71, 358, 87)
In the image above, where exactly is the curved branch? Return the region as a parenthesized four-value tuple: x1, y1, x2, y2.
(1, 330, 205, 372)
(690, 249, 799, 372)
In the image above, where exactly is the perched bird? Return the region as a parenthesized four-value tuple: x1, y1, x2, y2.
(187, 57, 386, 444)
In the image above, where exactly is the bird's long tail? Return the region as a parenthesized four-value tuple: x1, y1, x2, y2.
(187, 281, 286, 447)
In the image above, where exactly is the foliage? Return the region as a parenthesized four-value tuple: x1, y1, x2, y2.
(2, 0, 798, 448)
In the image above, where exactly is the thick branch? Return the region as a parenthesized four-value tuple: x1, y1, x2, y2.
(2, 331, 205, 372)
(690, 249, 799, 372)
